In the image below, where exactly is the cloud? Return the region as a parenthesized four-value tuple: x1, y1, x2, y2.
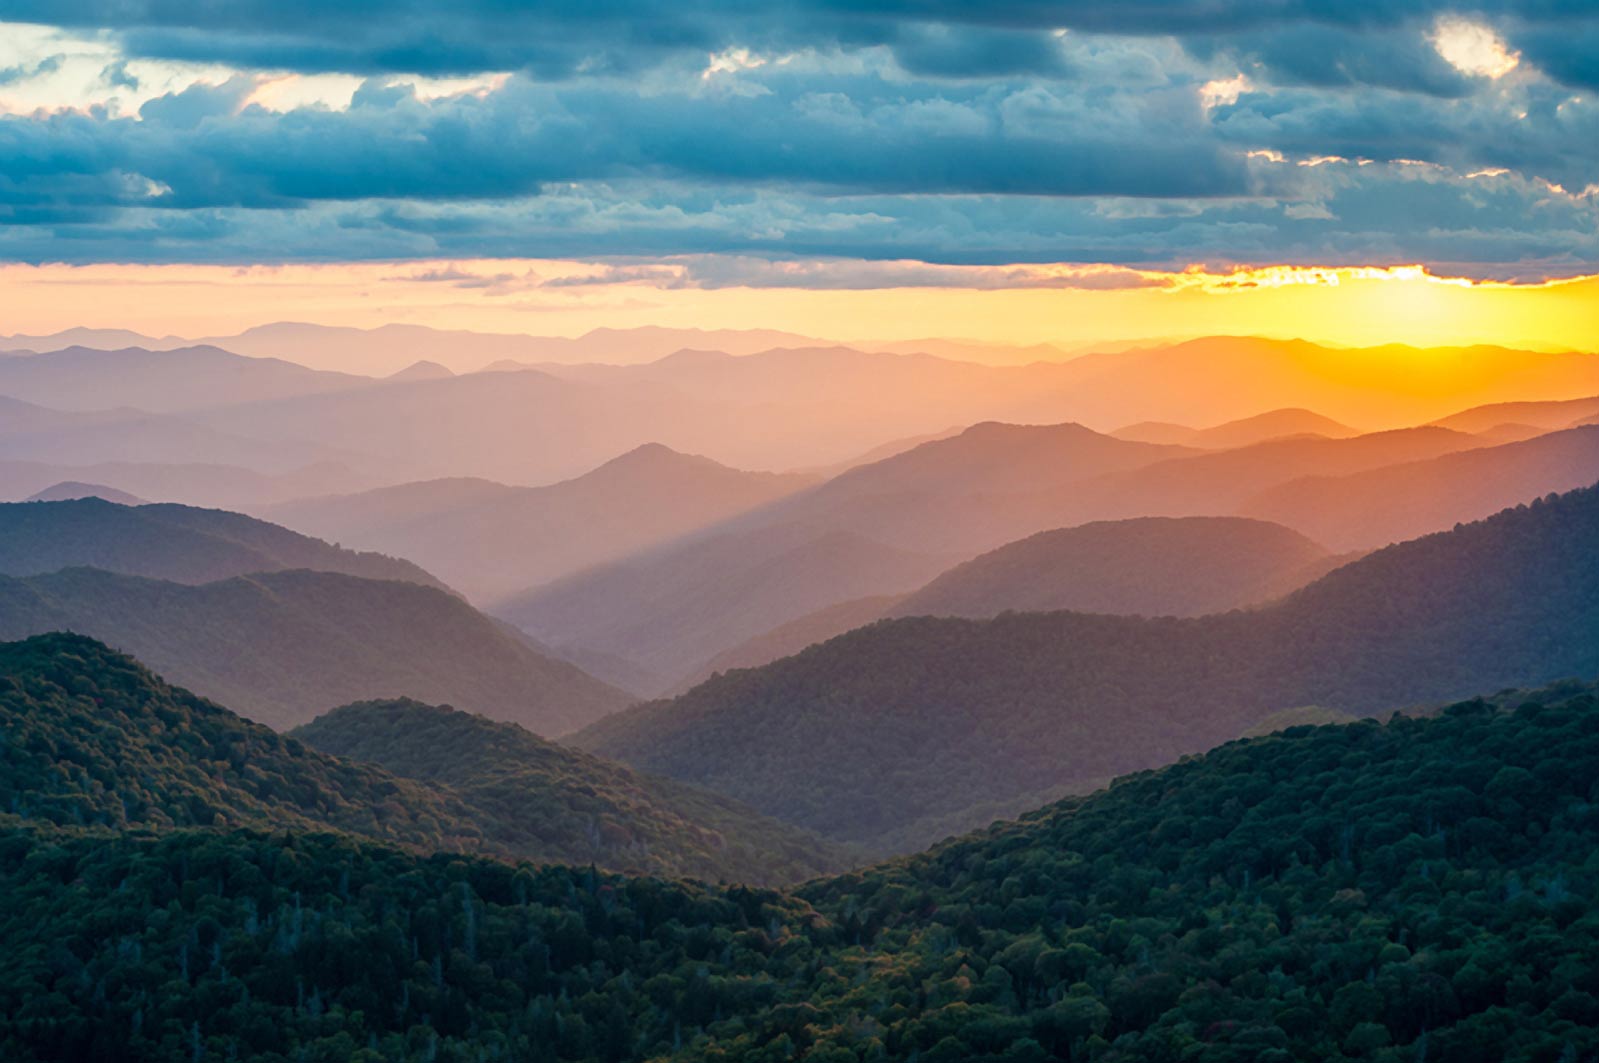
(0, 3, 1595, 280)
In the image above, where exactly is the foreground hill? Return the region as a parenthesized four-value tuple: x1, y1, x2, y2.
(267, 444, 814, 602)
(0, 497, 447, 590)
(4, 677, 1598, 1060)
(1242, 423, 1599, 551)
(890, 516, 1340, 621)
(0, 568, 630, 733)
(295, 700, 852, 883)
(577, 482, 1599, 850)
(0, 634, 838, 883)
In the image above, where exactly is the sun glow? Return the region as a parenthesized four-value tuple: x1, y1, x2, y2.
(1431, 17, 1521, 79)
(0, 259, 1593, 361)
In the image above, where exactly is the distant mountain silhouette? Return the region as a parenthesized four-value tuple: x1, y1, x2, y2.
(1242, 424, 1599, 550)
(889, 516, 1340, 621)
(0, 457, 379, 509)
(0, 327, 184, 352)
(151, 337, 1599, 484)
(24, 481, 146, 505)
(1113, 407, 1360, 448)
(1428, 393, 1599, 434)
(1031, 426, 1486, 529)
(0, 394, 346, 472)
(267, 444, 815, 602)
(199, 322, 826, 374)
(576, 481, 1599, 851)
(0, 568, 630, 733)
(0, 497, 446, 590)
(386, 359, 454, 381)
(0, 345, 369, 413)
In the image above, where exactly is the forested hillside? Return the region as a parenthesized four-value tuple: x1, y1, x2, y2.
(0, 498, 447, 590)
(295, 699, 852, 883)
(3, 677, 1597, 1061)
(0, 633, 484, 850)
(0, 569, 631, 733)
(0, 634, 842, 882)
(578, 483, 1599, 850)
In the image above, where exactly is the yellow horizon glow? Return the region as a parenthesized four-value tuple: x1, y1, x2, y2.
(1, 259, 1595, 360)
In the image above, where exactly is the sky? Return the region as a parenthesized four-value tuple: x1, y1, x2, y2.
(2, 2, 1597, 351)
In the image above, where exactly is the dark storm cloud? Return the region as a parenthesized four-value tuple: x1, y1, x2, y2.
(0, 1, 1594, 276)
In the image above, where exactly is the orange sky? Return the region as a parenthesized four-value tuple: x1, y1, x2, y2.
(3, 260, 1595, 358)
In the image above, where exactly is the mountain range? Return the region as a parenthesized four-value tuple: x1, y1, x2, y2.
(0, 323, 828, 374)
(574, 480, 1599, 851)
(494, 420, 1515, 690)
(264, 444, 815, 602)
(5, 335, 1598, 490)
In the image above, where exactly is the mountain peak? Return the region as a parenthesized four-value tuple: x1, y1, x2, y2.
(24, 481, 147, 506)
(388, 359, 455, 381)
(595, 441, 720, 476)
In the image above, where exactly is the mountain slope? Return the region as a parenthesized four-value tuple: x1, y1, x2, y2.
(267, 444, 815, 602)
(5, 677, 1599, 1060)
(501, 525, 953, 694)
(1242, 424, 1599, 551)
(677, 517, 1342, 690)
(294, 699, 852, 883)
(576, 481, 1599, 850)
(0, 633, 838, 882)
(0, 568, 631, 733)
(498, 423, 1191, 687)
(889, 516, 1339, 620)
(671, 594, 908, 695)
(0, 497, 447, 590)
